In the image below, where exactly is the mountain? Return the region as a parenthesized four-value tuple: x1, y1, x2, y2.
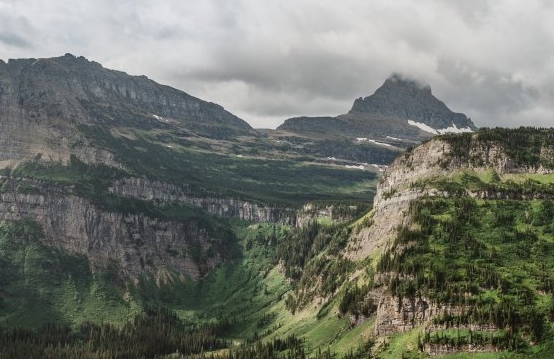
(5, 54, 552, 359)
(277, 74, 477, 143)
(349, 74, 475, 132)
(346, 128, 554, 356)
(0, 54, 376, 285)
(0, 53, 257, 168)
(4, 125, 554, 359)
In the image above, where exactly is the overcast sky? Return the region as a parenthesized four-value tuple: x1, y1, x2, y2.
(1, 0, 553, 129)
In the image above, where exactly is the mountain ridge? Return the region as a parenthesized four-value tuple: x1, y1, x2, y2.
(277, 74, 477, 143)
(6, 54, 554, 359)
(0, 54, 378, 284)
(3, 119, 554, 358)
(349, 74, 475, 131)
(0, 53, 256, 169)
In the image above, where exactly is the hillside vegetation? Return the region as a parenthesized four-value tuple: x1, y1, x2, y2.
(3, 122, 554, 359)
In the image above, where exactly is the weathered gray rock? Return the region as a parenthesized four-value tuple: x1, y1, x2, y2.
(0, 54, 256, 169)
(108, 177, 296, 224)
(349, 74, 476, 131)
(277, 75, 477, 145)
(0, 176, 222, 279)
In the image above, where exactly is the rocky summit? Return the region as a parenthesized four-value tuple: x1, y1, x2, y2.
(349, 74, 476, 133)
(277, 74, 477, 144)
(2, 54, 554, 359)
(0, 53, 255, 167)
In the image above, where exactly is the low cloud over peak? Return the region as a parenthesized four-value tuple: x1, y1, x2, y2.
(1, 0, 553, 129)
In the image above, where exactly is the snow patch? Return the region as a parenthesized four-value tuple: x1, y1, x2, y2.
(236, 154, 244, 158)
(408, 120, 439, 134)
(327, 157, 338, 160)
(345, 165, 365, 170)
(153, 114, 170, 123)
(386, 136, 402, 141)
(436, 124, 473, 134)
(368, 139, 392, 147)
(408, 120, 473, 135)
(357, 138, 392, 147)
(370, 163, 387, 172)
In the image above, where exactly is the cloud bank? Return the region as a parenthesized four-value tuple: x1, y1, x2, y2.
(1, 0, 553, 128)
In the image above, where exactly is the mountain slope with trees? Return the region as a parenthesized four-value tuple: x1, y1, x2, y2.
(1, 54, 553, 359)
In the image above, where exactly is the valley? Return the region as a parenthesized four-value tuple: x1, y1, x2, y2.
(1, 55, 553, 359)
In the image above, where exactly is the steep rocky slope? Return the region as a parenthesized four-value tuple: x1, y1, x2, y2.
(353, 128, 554, 260)
(0, 54, 256, 168)
(343, 128, 554, 356)
(348, 74, 475, 133)
(0, 54, 263, 281)
(0, 175, 234, 279)
(276, 75, 476, 147)
(0, 54, 377, 284)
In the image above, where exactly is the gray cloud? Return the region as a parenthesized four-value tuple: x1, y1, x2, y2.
(0, 32, 31, 48)
(0, 0, 553, 129)
(0, 12, 35, 49)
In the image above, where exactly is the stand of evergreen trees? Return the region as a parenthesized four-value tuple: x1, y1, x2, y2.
(376, 192, 554, 351)
(440, 127, 554, 169)
(0, 307, 229, 359)
(275, 221, 354, 313)
(1, 310, 355, 359)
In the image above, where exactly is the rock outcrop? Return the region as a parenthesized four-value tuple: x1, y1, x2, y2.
(351, 129, 554, 337)
(109, 177, 296, 224)
(277, 74, 477, 146)
(0, 176, 224, 279)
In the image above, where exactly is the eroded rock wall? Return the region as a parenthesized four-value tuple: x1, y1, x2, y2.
(109, 177, 296, 224)
(0, 177, 221, 279)
(352, 134, 554, 337)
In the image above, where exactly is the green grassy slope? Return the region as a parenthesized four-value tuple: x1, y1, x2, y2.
(0, 220, 142, 328)
(5, 128, 554, 358)
(76, 126, 378, 206)
(373, 169, 554, 357)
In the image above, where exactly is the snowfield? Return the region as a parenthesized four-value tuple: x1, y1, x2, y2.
(345, 164, 365, 170)
(407, 120, 473, 135)
(152, 114, 170, 123)
(356, 138, 392, 147)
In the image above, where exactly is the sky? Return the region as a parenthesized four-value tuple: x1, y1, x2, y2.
(1, 0, 553, 129)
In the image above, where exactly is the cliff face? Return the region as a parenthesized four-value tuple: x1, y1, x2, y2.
(0, 54, 265, 280)
(349, 138, 448, 261)
(354, 130, 554, 262)
(351, 129, 554, 337)
(108, 177, 296, 224)
(0, 176, 224, 280)
(0, 54, 256, 168)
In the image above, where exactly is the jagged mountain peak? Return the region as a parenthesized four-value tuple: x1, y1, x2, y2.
(0, 54, 255, 137)
(277, 74, 476, 146)
(349, 74, 475, 132)
(375, 73, 432, 96)
(349, 74, 434, 115)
